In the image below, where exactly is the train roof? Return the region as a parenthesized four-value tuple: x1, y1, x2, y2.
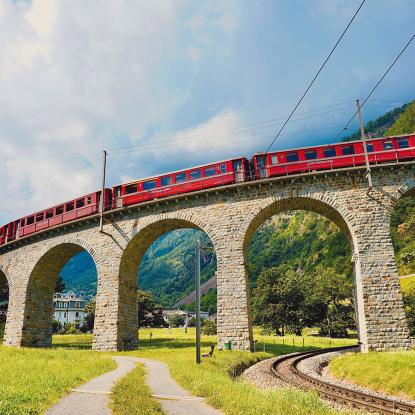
(116, 156, 248, 187)
(252, 133, 414, 157)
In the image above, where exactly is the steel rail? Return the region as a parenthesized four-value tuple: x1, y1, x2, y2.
(271, 346, 415, 415)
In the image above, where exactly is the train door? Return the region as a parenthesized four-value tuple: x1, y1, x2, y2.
(233, 160, 244, 182)
(257, 155, 268, 178)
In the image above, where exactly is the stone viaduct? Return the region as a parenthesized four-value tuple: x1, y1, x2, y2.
(0, 162, 414, 353)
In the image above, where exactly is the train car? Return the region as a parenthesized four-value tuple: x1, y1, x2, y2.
(17, 189, 112, 239)
(252, 134, 415, 179)
(113, 157, 250, 208)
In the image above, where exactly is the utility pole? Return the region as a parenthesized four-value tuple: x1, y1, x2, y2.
(195, 240, 201, 364)
(100, 150, 107, 232)
(356, 99, 372, 189)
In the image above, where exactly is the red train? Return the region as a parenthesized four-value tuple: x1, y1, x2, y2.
(1, 134, 414, 246)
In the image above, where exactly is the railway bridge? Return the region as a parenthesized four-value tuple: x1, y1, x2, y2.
(0, 162, 414, 352)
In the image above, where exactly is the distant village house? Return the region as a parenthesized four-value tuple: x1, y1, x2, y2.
(53, 294, 87, 326)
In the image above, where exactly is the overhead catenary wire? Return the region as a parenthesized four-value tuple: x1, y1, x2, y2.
(264, 0, 366, 154)
(336, 31, 415, 138)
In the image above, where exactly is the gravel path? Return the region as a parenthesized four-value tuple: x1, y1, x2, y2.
(46, 356, 139, 415)
(137, 357, 223, 415)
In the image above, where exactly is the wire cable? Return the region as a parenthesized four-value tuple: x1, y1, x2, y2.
(336, 31, 415, 138)
(264, 0, 366, 154)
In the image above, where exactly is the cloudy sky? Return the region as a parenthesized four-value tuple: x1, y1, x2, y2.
(0, 0, 414, 223)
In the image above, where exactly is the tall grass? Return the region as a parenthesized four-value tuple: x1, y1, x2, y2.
(330, 350, 415, 401)
(0, 346, 115, 415)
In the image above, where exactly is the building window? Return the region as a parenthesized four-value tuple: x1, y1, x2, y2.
(342, 145, 355, 155)
(143, 180, 157, 190)
(76, 302, 80, 308)
(125, 184, 137, 194)
(76, 312, 79, 318)
(366, 142, 374, 152)
(397, 138, 409, 149)
(383, 140, 394, 150)
(305, 150, 317, 160)
(64, 312, 66, 318)
(323, 147, 336, 158)
(204, 166, 216, 176)
(175, 172, 186, 183)
(286, 152, 299, 162)
(190, 169, 201, 180)
(161, 176, 172, 186)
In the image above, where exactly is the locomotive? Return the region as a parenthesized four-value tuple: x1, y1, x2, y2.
(1, 134, 414, 246)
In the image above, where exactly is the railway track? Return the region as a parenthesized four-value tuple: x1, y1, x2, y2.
(271, 346, 415, 414)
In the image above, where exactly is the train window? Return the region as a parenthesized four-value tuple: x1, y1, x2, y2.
(143, 180, 156, 190)
(20, 219, 25, 227)
(204, 166, 216, 177)
(397, 138, 409, 149)
(161, 176, 172, 187)
(175, 172, 186, 183)
(271, 155, 278, 165)
(286, 152, 299, 162)
(220, 164, 227, 173)
(323, 147, 336, 157)
(366, 142, 374, 152)
(36, 213, 44, 222)
(87, 196, 92, 204)
(190, 169, 201, 180)
(27, 216, 34, 225)
(76, 199, 85, 209)
(305, 150, 317, 160)
(342, 145, 355, 155)
(46, 210, 53, 219)
(66, 202, 74, 212)
(125, 184, 137, 194)
(56, 206, 64, 215)
(383, 140, 394, 150)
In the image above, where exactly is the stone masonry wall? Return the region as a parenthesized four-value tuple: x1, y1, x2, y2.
(0, 164, 413, 352)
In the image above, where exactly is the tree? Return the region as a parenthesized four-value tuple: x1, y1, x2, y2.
(55, 275, 65, 293)
(403, 288, 415, 336)
(169, 314, 185, 327)
(0, 278, 9, 324)
(252, 268, 307, 336)
(202, 319, 217, 335)
(84, 299, 96, 332)
(137, 290, 166, 328)
(386, 101, 415, 136)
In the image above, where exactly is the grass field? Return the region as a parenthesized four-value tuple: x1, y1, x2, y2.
(110, 328, 356, 415)
(0, 345, 115, 415)
(400, 274, 415, 294)
(330, 350, 415, 401)
(0, 328, 359, 415)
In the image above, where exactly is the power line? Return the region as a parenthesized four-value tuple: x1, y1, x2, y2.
(336, 32, 415, 138)
(264, 0, 366, 153)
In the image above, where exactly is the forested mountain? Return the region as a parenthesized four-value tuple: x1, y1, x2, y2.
(61, 101, 415, 324)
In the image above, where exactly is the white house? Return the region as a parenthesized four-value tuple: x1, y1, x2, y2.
(53, 294, 87, 326)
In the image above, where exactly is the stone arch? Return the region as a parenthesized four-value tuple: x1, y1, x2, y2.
(241, 195, 357, 255)
(240, 194, 364, 347)
(21, 237, 99, 347)
(117, 215, 217, 349)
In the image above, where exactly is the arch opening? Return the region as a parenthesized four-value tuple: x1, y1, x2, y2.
(243, 197, 358, 346)
(22, 243, 97, 348)
(119, 218, 217, 349)
(0, 269, 9, 341)
(390, 190, 415, 337)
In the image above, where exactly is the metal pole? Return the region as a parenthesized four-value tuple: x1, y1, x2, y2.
(356, 100, 372, 189)
(99, 150, 107, 232)
(195, 240, 201, 364)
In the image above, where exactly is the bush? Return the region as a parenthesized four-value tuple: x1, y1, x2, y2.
(52, 320, 62, 334)
(169, 314, 185, 327)
(60, 322, 80, 335)
(202, 319, 217, 335)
